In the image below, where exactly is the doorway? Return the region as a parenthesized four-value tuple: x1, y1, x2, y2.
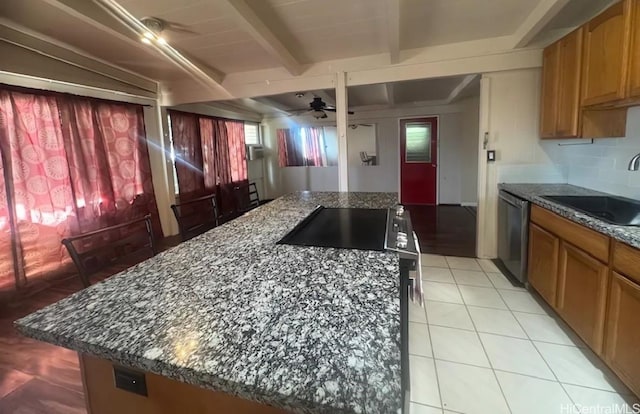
(400, 117, 438, 205)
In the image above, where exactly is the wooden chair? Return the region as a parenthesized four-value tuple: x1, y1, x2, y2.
(234, 182, 260, 214)
(171, 193, 220, 242)
(62, 215, 156, 288)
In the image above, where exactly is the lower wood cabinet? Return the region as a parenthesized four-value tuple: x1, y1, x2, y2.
(528, 223, 560, 307)
(556, 242, 609, 354)
(605, 272, 640, 396)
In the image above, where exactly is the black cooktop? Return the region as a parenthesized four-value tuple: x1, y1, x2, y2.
(277, 207, 388, 251)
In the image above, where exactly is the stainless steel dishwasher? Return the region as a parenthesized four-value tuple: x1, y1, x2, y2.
(498, 190, 530, 285)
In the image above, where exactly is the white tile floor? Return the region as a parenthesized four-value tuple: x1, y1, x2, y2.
(410, 254, 639, 414)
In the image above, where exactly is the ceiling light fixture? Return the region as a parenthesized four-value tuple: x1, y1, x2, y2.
(141, 37, 151, 44)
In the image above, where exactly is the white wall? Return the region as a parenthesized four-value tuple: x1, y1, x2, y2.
(478, 68, 553, 258)
(262, 98, 480, 200)
(538, 106, 640, 200)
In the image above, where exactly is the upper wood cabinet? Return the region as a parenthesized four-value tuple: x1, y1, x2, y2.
(556, 29, 584, 136)
(556, 241, 609, 354)
(628, 0, 640, 98)
(540, 29, 582, 139)
(528, 223, 560, 307)
(540, 44, 560, 138)
(581, 0, 633, 106)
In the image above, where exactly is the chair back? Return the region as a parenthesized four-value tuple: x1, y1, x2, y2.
(235, 182, 260, 213)
(62, 215, 156, 287)
(171, 193, 219, 241)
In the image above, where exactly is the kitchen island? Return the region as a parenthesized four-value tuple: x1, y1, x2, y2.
(15, 192, 403, 414)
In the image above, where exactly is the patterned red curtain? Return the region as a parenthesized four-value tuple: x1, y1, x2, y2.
(277, 127, 324, 166)
(0, 148, 14, 291)
(0, 87, 160, 293)
(198, 117, 217, 191)
(59, 98, 160, 233)
(277, 129, 289, 168)
(302, 126, 324, 167)
(225, 120, 247, 182)
(169, 110, 204, 197)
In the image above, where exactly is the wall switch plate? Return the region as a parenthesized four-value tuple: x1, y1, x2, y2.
(487, 150, 496, 162)
(114, 366, 147, 396)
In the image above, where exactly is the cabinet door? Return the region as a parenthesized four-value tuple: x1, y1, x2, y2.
(605, 272, 640, 396)
(582, 0, 633, 106)
(528, 223, 559, 307)
(556, 28, 583, 137)
(557, 242, 609, 354)
(628, 0, 640, 98)
(540, 43, 560, 138)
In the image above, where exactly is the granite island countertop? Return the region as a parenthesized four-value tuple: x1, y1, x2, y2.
(15, 192, 402, 414)
(499, 183, 640, 249)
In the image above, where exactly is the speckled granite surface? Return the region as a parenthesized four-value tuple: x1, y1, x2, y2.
(499, 183, 640, 249)
(15, 192, 402, 414)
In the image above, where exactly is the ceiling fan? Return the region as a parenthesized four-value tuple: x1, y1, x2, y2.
(139, 17, 197, 43)
(292, 97, 354, 119)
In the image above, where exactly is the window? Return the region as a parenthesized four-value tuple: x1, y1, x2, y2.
(277, 127, 327, 167)
(405, 122, 432, 163)
(244, 122, 260, 145)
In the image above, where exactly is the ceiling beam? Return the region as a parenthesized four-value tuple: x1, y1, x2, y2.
(446, 74, 479, 104)
(511, 0, 570, 48)
(385, 83, 395, 106)
(0, 19, 158, 93)
(92, 0, 230, 97)
(387, 0, 401, 64)
(220, 0, 303, 76)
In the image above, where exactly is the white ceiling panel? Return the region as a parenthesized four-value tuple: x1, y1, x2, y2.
(401, 0, 537, 49)
(246, 0, 386, 63)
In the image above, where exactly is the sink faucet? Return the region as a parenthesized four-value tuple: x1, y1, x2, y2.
(630, 153, 640, 171)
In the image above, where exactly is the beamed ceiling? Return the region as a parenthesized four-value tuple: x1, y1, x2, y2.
(0, 0, 616, 112)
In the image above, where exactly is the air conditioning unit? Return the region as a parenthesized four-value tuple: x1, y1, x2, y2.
(247, 145, 264, 160)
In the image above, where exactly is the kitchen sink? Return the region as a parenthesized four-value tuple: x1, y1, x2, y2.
(542, 195, 640, 226)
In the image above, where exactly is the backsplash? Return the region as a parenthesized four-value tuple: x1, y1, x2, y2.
(541, 106, 640, 201)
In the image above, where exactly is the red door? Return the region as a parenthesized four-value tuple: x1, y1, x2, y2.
(400, 117, 438, 205)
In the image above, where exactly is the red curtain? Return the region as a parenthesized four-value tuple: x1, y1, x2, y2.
(225, 120, 247, 183)
(277, 127, 324, 167)
(198, 117, 217, 191)
(0, 91, 76, 288)
(0, 87, 159, 293)
(277, 129, 289, 168)
(302, 127, 324, 167)
(59, 98, 159, 232)
(169, 110, 204, 197)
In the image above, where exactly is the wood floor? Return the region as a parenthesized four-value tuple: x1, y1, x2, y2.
(407, 204, 477, 258)
(0, 236, 181, 414)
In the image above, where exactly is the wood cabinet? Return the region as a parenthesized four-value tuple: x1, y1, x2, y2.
(556, 29, 583, 136)
(605, 272, 640, 396)
(528, 223, 559, 307)
(528, 205, 640, 396)
(582, 0, 633, 106)
(540, 43, 560, 138)
(556, 242, 609, 354)
(628, 0, 640, 98)
(540, 29, 582, 138)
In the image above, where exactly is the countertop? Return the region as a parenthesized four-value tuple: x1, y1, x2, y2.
(499, 183, 640, 249)
(15, 192, 402, 414)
